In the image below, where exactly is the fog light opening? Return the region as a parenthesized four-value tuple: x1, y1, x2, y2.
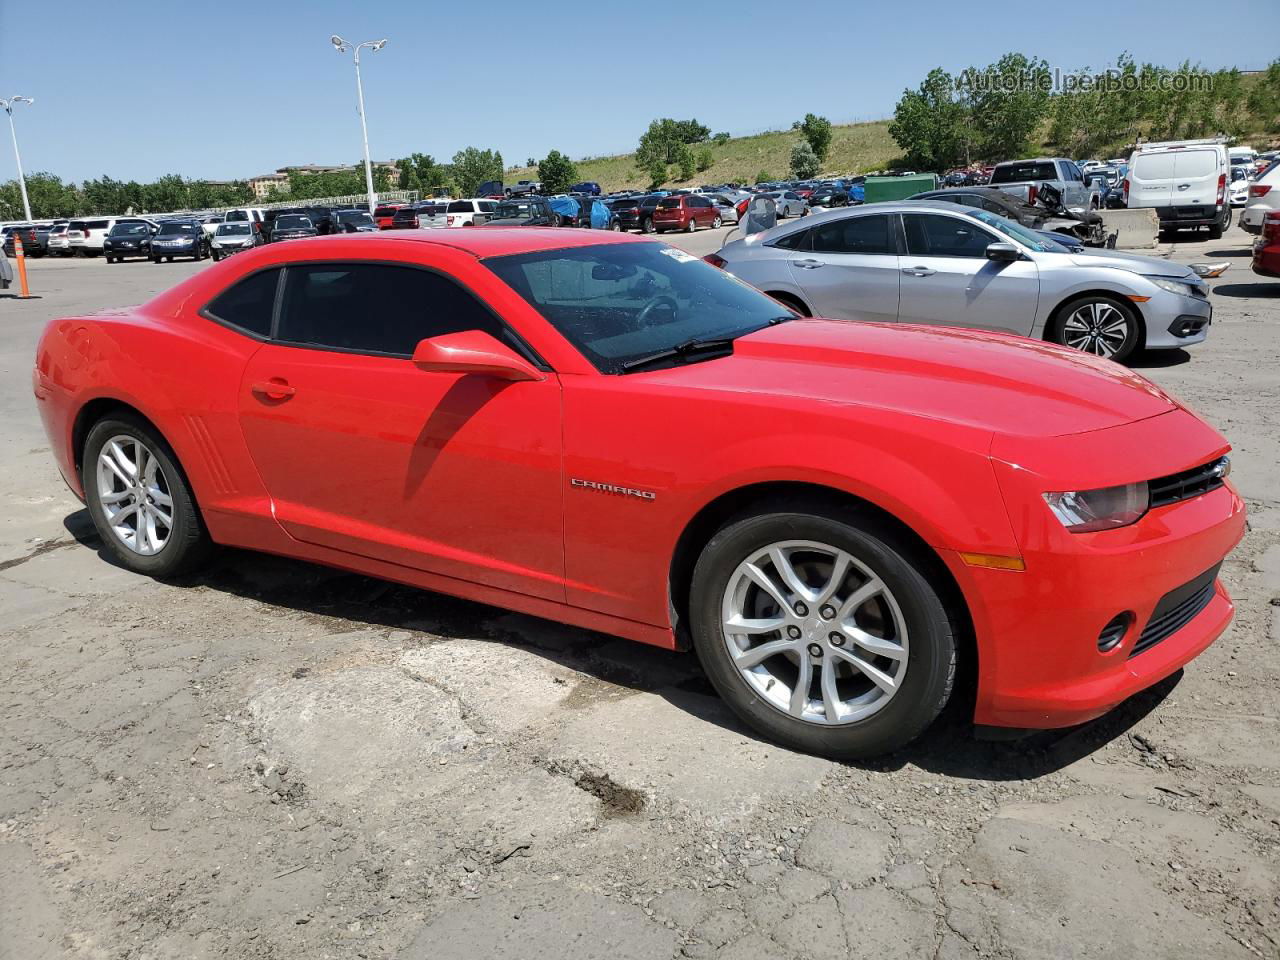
(1097, 612, 1134, 653)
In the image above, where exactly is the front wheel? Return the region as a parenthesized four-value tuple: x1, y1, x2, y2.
(642, 218, 656, 234)
(1051, 294, 1141, 363)
(712, 215, 722, 229)
(687, 217, 697, 232)
(689, 506, 956, 759)
(83, 415, 212, 578)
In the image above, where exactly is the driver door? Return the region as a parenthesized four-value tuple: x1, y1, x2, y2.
(896, 212, 1039, 335)
(234, 260, 567, 602)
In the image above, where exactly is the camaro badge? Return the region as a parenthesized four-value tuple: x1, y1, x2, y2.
(570, 478, 657, 501)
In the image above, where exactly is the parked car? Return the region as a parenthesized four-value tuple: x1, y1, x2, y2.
(549, 196, 612, 228)
(988, 158, 1100, 213)
(332, 209, 379, 233)
(211, 222, 263, 260)
(223, 208, 266, 231)
(1125, 139, 1233, 239)
(569, 181, 602, 196)
(33, 229, 1245, 759)
(389, 203, 446, 230)
(270, 214, 318, 242)
(67, 217, 153, 257)
(707, 194, 742, 224)
(506, 180, 541, 196)
(652, 194, 722, 232)
(1230, 166, 1252, 207)
(906, 186, 1101, 245)
(150, 220, 209, 262)
(485, 197, 560, 226)
(709, 201, 1213, 364)
(762, 191, 808, 219)
(0, 245, 11, 288)
(610, 195, 663, 233)
(1240, 158, 1279, 235)
(1, 224, 42, 258)
(1252, 211, 1280, 278)
(103, 221, 156, 263)
(373, 203, 405, 229)
(45, 222, 71, 256)
(808, 187, 851, 208)
(444, 199, 497, 227)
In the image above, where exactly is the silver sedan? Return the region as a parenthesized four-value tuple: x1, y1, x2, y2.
(712, 201, 1212, 364)
(763, 190, 809, 219)
(708, 194, 743, 224)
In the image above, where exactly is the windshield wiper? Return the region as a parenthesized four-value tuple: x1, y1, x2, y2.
(620, 337, 737, 373)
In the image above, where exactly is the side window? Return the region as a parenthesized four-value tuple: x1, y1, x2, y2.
(275, 263, 510, 358)
(953, 194, 982, 208)
(810, 214, 894, 255)
(769, 229, 811, 252)
(204, 268, 280, 338)
(903, 214, 995, 258)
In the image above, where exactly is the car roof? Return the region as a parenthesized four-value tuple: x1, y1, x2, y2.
(267, 227, 648, 259)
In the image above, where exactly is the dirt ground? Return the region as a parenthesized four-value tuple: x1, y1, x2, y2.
(2, 224, 1278, 960)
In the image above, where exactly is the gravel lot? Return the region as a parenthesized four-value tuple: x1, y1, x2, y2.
(2, 224, 1278, 960)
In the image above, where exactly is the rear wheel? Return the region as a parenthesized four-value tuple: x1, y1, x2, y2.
(712, 215, 722, 229)
(83, 415, 212, 578)
(687, 217, 697, 232)
(689, 506, 956, 759)
(642, 218, 656, 234)
(1050, 294, 1141, 363)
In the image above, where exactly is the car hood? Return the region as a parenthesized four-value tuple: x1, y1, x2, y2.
(644, 319, 1178, 439)
(1063, 248, 1198, 279)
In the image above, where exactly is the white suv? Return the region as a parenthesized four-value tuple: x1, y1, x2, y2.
(1240, 159, 1280, 235)
(444, 199, 497, 227)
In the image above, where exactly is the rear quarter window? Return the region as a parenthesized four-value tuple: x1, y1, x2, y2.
(1133, 153, 1178, 180)
(1175, 150, 1219, 178)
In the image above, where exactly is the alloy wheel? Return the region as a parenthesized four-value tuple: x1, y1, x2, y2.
(720, 539, 908, 725)
(1061, 301, 1132, 358)
(96, 435, 174, 556)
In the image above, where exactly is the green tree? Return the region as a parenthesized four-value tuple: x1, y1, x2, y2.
(712, 131, 731, 144)
(677, 146, 697, 181)
(0, 172, 81, 219)
(798, 114, 833, 162)
(889, 67, 969, 170)
(695, 147, 714, 172)
(451, 147, 504, 196)
(789, 140, 819, 179)
(537, 149, 578, 194)
(635, 118, 713, 186)
(963, 53, 1052, 161)
(399, 153, 453, 195)
(755, 169, 774, 184)
(1246, 59, 1280, 130)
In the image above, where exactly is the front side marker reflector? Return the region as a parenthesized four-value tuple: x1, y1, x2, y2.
(1126, 295, 1152, 302)
(959, 552, 1026, 571)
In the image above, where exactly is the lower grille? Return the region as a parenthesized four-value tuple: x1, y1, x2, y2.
(1130, 564, 1220, 658)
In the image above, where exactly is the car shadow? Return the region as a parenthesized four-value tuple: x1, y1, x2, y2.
(1213, 282, 1279, 298)
(1204, 248, 1253, 258)
(61, 509, 1173, 782)
(1129, 348, 1190, 369)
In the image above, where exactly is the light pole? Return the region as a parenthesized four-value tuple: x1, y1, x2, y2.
(329, 35, 387, 213)
(1, 96, 35, 223)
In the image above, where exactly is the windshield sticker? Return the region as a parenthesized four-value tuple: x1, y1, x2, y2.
(659, 247, 699, 264)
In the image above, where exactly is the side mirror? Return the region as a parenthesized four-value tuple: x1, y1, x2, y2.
(985, 242, 1021, 263)
(411, 331, 543, 382)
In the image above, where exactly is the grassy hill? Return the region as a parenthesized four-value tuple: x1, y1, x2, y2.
(503, 120, 900, 192)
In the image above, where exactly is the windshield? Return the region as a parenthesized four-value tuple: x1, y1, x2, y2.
(224, 210, 249, 222)
(990, 161, 1058, 184)
(495, 201, 537, 218)
(275, 215, 312, 229)
(109, 223, 150, 236)
(484, 242, 790, 374)
(967, 208, 1054, 252)
(216, 223, 252, 236)
(157, 223, 198, 236)
(337, 211, 374, 226)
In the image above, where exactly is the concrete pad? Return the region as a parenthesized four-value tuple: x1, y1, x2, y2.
(0, 576, 84, 630)
(248, 665, 478, 809)
(397, 884, 678, 960)
(398, 639, 576, 733)
(1103, 208, 1159, 249)
(940, 817, 1252, 958)
(835, 885, 936, 960)
(542, 687, 833, 820)
(0, 842, 68, 960)
(795, 809, 894, 883)
(0, 540, 154, 597)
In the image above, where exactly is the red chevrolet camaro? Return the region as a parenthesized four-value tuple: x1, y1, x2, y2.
(33, 229, 1245, 758)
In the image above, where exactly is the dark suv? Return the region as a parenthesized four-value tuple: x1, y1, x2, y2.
(611, 195, 663, 233)
(149, 221, 208, 262)
(486, 197, 559, 226)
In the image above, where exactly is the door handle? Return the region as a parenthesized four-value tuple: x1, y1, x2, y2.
(252, 379, 296, 400)
(794, 259, 824, 269)
(902, 266, 936, 277)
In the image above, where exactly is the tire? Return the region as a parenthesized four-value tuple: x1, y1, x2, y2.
(106, 256, 116, 264)
(211, 251, 222, 262)
(687, 217, 697, 233)
(689, 505, 956, 759)
(712, 216, 722, 229)
(768, 291, 811, 317)
(642, 218, 656, 234)
(1050, 294, 1141, 363)
(152, 256, 161, 264)
(82, 414, 212, 578)
(611, 221, 622, 232)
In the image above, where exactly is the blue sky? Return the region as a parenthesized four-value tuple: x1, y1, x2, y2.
(1, 0, 1278, 185)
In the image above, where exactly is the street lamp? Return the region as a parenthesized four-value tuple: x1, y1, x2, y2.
(329, 35, 388, 213)
(1, 96, 35, 223)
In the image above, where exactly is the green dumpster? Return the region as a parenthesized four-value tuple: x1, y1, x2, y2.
(862, 174, 939, 204)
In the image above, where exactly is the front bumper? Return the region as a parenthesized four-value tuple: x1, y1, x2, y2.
(1141, 287, 1212, 349)
(956, 410, 1245, 729)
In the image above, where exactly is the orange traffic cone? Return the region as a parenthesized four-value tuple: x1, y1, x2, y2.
(12, 232, 37, 299)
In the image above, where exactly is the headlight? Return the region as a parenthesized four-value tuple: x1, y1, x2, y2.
(1042, 482, 1149, 532)
(1147, 277, 1198, 298)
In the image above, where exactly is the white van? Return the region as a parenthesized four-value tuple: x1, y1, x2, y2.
(1125, 139, 1232, 238)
